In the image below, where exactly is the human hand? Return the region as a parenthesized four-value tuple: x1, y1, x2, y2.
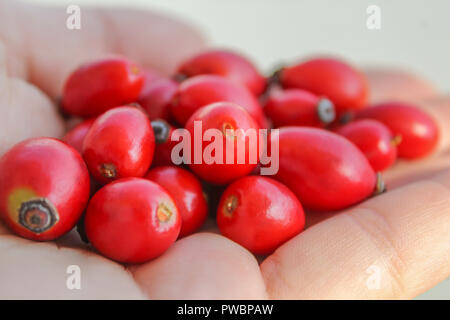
(0, 0, 448, 299)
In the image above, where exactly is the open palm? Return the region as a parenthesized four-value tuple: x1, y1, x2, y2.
(0, 0, 448, 299)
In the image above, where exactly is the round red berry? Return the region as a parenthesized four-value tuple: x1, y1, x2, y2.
(0, 138, 90, 240)
(185, 102, 260, 185)
(279, 58, 368, 115)
(335, 119, 398, 171)
(355, 102, 439, 159)
(264, 88, 335, 127)
(62, 118, 96, 154)
(85, 178, 181, 263)
(62, 57, 144, 117)
(272, 127, 383, 211)
(176, 49, 266, 96)
(83, 106, 154, 184)
(217, 176, 305, 254)
(146, 166, 207, 237)
(170, 75, 267, 128)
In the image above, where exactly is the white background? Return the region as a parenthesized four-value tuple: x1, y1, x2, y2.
(29, 0, 449, 299)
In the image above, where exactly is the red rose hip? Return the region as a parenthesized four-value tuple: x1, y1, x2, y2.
(146, 166, 207, 237)
(85, 178, 181, 263)
(62, 57, 144, 117)
(170, 75, 267, 128)
(176, 49, 266, 96)
(217, 176, 305, 254)
(272, 127, 383, 211)
(355, 102, 439, 159)
(279, 58, 368, 115)
(83, 106, 154, 184)
(264, 88, 335, 127)
(185, 102, 261, 185)
(335, 119, 398, 171)
(63, 118, 96, 153)
(0, 138, 90, 240)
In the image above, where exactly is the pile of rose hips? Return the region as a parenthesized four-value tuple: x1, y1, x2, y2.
(0, 50, 439, 263)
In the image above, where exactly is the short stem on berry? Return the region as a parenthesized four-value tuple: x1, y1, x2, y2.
(157, 203, 173, 223)
(391, 134, 402, 146)
(99, 163, 117, 179)
(373, 172, 386, 195)
(221, 122, 236, 139)
(223, 195, 238, 217)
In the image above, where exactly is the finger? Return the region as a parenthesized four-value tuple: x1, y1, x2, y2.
(132, 233, 267, 299)
(261, 168, 450, 299)
(0, 234, 144, 299)
(0, 0, 206, 98)
(364, 67, 438, 104)
(0, 40, 65, 156)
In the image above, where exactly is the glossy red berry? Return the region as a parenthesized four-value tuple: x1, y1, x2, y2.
(272, 127, 383, 211)
(85, 178, 180, 263)
(83, 106, 154, 184)
(0, 138, 90, 240)
(279, 58, 368, 115)
(355, 102, 439, 159)
(62, 118, 96, 154)
(62, 57, 144, 117)
(170, 75, 267, 128)
(176, 49, 266, 96)
(185, 102, 261, 185)
(217, 176, 305, 254)
(146, 166, 207, 238)
(335, 119, 398, 171)
(138, 78, 177, 122)
(264, 88, 335, 128)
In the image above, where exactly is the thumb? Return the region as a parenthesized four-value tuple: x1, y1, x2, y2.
(0, 40, 65, 155)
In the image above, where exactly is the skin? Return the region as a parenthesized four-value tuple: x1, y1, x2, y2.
(0, 0, 448, 299)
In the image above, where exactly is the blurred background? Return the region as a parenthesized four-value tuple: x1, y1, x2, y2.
(29, 0, 449, 299)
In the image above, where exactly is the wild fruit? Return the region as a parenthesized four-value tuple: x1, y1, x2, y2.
(217, 176, 305, 254)
(85, 178, 180, 263)
(146, 166, 207, 237)
(335, 119, 398, 171)
(170, 75, 267, 128)
(83, 106, 154, 184)
(0, 138, 90, 240)
(185, 102, 261, 185)
(62, 57, 144, 117)
(355, 102, 439, 159)
(279, 58, 368, 115)
(271, 127, 383, 211)
(264, 88, 335, 127)
(176, 49, 266, 96)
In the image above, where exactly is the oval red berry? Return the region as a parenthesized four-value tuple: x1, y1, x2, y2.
(217, 176, 305, 255)
(85, 178, 181, 263)
(0, 138, 90, 240)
